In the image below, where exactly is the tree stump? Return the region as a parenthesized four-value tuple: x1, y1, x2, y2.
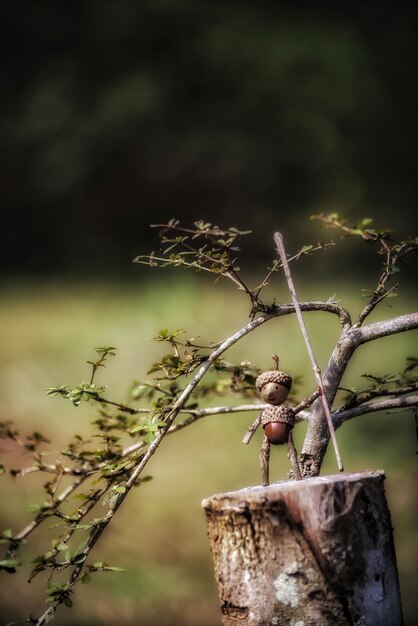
(202, 471, 403, 626)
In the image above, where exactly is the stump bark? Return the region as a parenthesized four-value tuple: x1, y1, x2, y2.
(202, 471, 403, 626)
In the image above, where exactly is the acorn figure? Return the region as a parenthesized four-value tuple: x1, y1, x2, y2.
(243, 354, 301, 485)
(255, 366, 292, 406)
(261, 404, 295, 444)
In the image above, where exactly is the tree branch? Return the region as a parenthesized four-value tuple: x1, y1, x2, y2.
(168, 403, 269, 434)
(333, 395, 418, 426)
(350, 312, 418, 345)
(337, 383, 418, 412)
(276, 301, 351, 330)
(253, 241, 335, 298)
(12, 396, 311, 547)
(48, 304, 335, 600)
(299, 311, 418, 476)
(15, 298, 348, 555)
(39, 313, 276, 607)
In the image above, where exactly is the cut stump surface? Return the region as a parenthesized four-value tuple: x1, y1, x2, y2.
(202, 471, 403, 626)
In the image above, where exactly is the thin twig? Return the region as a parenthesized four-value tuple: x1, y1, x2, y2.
(95, 396, 143, 414)
(150, 223, 235, 237)
(242, 415, 262, 445)
(293, 389, 321, 414)
(274, 232, 344, 471)
(180, 238, 254, 296)
(354, 247, 397, 327)
(253, 242, 335, 298)
(34, 607, 55, 626)
(13, 476, 85, 541)
(13, 404, 275, 482)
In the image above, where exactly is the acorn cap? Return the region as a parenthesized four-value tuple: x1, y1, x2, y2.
(255, 370, 292, 392)
(260, 404, 295, 428)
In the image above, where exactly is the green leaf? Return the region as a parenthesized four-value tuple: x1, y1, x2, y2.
(95, 346, 117, 354)
(72, 523, 92, 530)
(0, 559, 20, 569)
(130, 384, 152, 399)
(27, 503, 42, 513)
(82, 573, 91, 584)
(73, 493, 89, 501)
(45, 385, 69, 398)
(405, 357, 418, 373)
(106, 565, 125, 572)
(109, 494, 119, 509)
(145, 431, 155, 444)
(129, 424, 144, 434)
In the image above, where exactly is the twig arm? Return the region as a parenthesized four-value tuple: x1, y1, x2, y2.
(242, 415, 262, 444)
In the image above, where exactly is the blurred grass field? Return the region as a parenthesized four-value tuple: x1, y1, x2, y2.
(0, 277, 417, 625)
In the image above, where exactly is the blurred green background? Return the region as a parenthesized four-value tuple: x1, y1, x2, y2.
(1, 1, 417, 625)
(0, 277, 417, 625)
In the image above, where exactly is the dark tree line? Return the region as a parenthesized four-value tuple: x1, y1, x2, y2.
(2, 1, 417, 277)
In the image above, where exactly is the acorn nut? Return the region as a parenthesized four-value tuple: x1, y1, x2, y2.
(260, 404, 295, 445)
(255, 370, 292, 405)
